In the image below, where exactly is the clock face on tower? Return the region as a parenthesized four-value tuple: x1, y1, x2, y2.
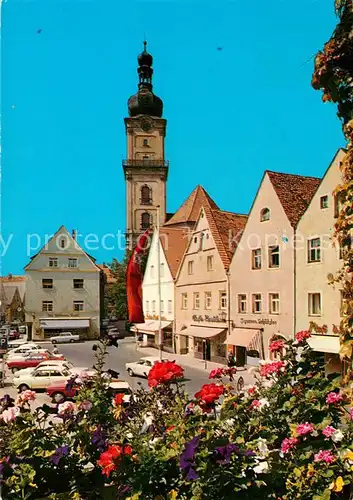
(140, 117, 153, 132)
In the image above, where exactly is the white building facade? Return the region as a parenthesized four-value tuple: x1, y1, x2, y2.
(25, 226, 101, 340)
(296, 149, 345, 373)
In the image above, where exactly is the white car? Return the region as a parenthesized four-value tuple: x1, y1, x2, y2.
(15, 360, 89, 377)
(125, 356, 167, 378)
(13, 365, 73, 392)
(51, 332, 80, 344)
(109, 381, 133, 405)
(6, 344, 43, 358)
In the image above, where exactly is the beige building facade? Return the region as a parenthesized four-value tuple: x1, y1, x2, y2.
(296, 149, 346, 373)
(229, 171, 321, 364)
(123, 42, 168, 250)
(175, 205, 247, 364)
(25, 226, 101, 340)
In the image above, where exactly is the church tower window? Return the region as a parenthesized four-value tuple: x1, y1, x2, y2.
(141, 185, 152, 205)
(141, 212, 152, 229)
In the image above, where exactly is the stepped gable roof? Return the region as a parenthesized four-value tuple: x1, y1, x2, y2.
(205, 207, 248, 271)
(159, 227, 189, 279)
(266, 171, 321, 227)
(164, 185, 219, 226)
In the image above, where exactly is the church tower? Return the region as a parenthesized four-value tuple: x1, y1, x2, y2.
(123, 41, 168, 250)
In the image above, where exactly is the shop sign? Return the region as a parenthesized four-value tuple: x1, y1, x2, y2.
(192, 313, 227, 323)
(240, 318, 277, 326)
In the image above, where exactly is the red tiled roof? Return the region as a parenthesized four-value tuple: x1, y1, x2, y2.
(97, 265, 117, 284)
(159, 227, 189, 279)
(205, 208, 248, 270)
(266, 171, 321, 227)
(164, 185, 219, 226)
(0, 275, 26, 283)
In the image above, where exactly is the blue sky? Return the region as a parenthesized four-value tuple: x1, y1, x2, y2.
(1, 0, 343, 274)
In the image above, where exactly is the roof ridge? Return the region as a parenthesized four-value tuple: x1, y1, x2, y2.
(266, 170, 321, 180)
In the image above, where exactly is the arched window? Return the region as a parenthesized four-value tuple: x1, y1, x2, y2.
(260, 208, 270, 222)
(141, 185, 152, 205)
(141, 212, 152, 229)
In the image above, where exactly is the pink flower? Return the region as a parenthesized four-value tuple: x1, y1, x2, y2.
(314, 450, 335, 464)
(15, 390, 36, 406)
(0, 407, 20, 424)
(79, 401, 92, 411)
(295, 330, 311, 343)
(209, 368, 224, 379)
(247, 386, 256, 395)
(296, 423, 314, 436)
(250, 400, 261, 409)
(269, 340, 285, 353)
(259, 361, 285, 378)
(281, 437, 298, 454)
(322, 425, 336, 438)
(326, 392, 343, 404)
(57, 401, 76, 415)
(349, 408, 353, 421)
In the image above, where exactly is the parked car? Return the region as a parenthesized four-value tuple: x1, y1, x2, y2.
(9, 330, 21, 340)
(125, 357, 168, 378)
(46, 379, 132, 404)
(13, 365, 72, 392)
(51, 332, 80, 344)
(15, 360, 89, 378)
(7, 351, 65, 373)
(6, 344, 43, 358)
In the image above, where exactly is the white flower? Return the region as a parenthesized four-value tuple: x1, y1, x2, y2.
(296, 367, 303, 374)
(126, 432, 133, 439)
(258, 398, 270, 410)
(253, 461, 269, 474)
(257, 439, 269, 457)
(149, 437, 161, 447)
(225, 418, 235, 427)
(332, 429, 344, 443)
(141, 412, 154, 433)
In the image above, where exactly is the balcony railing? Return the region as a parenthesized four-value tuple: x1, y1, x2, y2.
(122, 159, 169, 168)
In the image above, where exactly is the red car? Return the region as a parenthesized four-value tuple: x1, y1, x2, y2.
(7, 351, 65, 373)
(46, 378, 132, 404)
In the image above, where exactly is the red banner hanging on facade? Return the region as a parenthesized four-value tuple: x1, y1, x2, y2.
(126, 230, 150, 323)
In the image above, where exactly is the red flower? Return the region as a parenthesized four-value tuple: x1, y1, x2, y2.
(269, 340, 285, 352)
(148, 361, 184, 388)
(123, 445, 133, 456)
(166, 426, 176, 432)
(114, 393, 125, 406)
(97, 445, 122, 477)
(259, 361, 285, 378)
(194, 383, 224, 407)
(209, 368, 224, 379)
(295, 330, 311, 343)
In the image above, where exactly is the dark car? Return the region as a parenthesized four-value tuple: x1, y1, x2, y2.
(102, 328, 125, 346)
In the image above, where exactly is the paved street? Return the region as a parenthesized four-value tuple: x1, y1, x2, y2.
(0, 338, 255, 406)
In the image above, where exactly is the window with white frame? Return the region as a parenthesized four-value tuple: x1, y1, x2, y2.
(193, 292, 200, 309)
(219, 291, 227, 310)
(252, 248, 261, 269)
(73, 300, 84, 312)
(146, 301, 150, 313)
(181, 294, 188, 309)
(152, 300, 156, 313)
(49, 257, 58, 268)
(308, 293, 321, 316)
(42, 278, 53, 289)
(73, 279, 84, 289)
(160, 300, 164, 314)
(268, 246, 280, 268)
(269, 293, 280, 314)
(168, 300, 172, 314)
(308, 238, 321, 263)
(150, 265, 155, 278)
(207, 255, 214, 271)
(42, 301, 53, 312)
(252, 294, 262, 314)
(68, 258, 77, 268)
(238, 294, 247, 313)
(205, 292, 212, 309)
(160, 263, 165, 277)
(188, 261, 194, 275)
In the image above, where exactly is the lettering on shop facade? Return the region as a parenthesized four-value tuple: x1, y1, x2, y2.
(240, 318, 277, 326)
(192, 313, 227, 323)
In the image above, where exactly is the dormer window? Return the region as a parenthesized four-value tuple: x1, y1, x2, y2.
(260, 208, 270, 222)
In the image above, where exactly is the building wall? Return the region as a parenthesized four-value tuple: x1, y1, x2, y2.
(296, 150, 345, 335)
(142, 229, 175, 322)
(25, 228, 100, 339)
(229, 174, 295, 357)
(175, 210, 228, 358)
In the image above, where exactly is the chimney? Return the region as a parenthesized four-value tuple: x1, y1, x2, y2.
(72, 229, 77, 240)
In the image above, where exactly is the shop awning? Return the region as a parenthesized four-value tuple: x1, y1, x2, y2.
(224, 328, 262, 349)
(179, 326, 225, 339)
(307, 335, 340, 354)
(131, 321, 172, 334)
(39, 318, 90, 329)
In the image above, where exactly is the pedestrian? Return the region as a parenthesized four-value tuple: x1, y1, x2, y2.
(53, 346, 59, 355)
(227, 351, 235, 368)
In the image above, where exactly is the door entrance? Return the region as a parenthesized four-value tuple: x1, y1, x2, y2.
(203, 340, 211, 361)
(236, 346, 246, 367)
